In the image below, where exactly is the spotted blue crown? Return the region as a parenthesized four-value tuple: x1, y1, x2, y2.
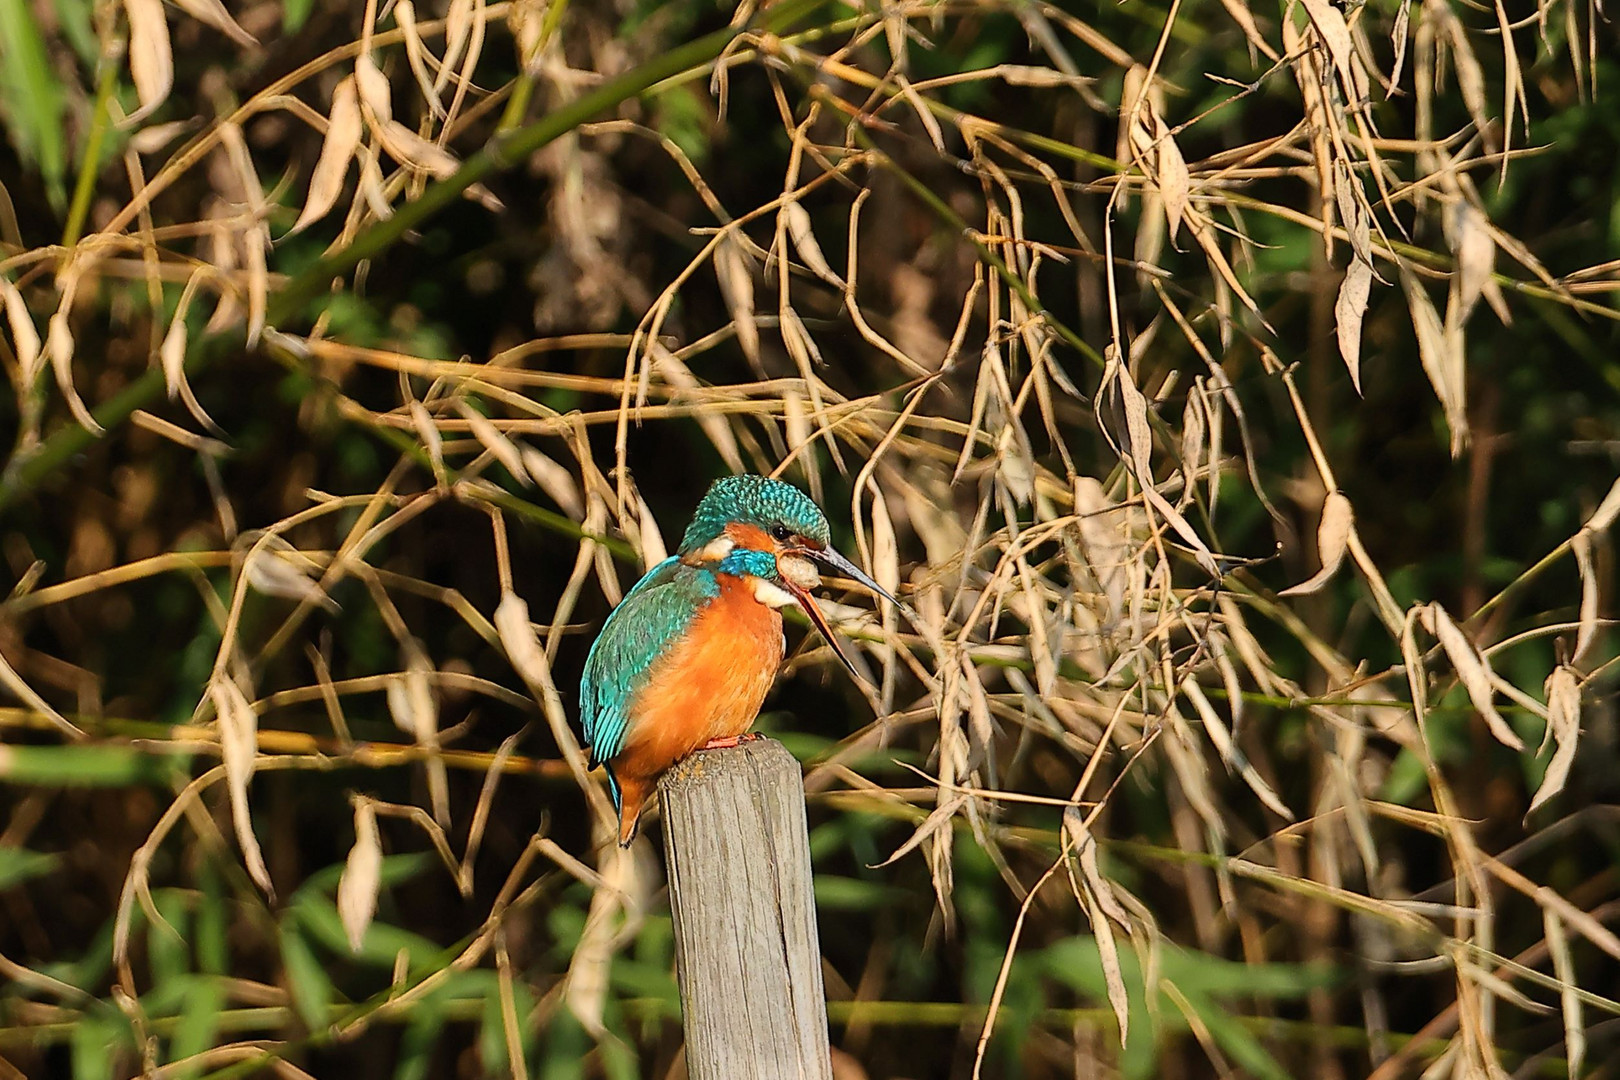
(677, 475, 830, 554)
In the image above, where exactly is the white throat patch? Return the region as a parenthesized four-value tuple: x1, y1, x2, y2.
(697, 536, 735, 562)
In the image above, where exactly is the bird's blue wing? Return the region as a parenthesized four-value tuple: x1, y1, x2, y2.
(579, 557, 716, 773)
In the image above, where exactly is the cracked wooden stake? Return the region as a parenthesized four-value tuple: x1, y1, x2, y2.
(659, 736, 833, 1080)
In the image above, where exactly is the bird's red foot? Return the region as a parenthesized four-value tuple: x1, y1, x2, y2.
(700, 732, 762, 751)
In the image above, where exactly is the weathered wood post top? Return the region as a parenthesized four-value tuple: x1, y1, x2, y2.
(659, 736, 833, 1080)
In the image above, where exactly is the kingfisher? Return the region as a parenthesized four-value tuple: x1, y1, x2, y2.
(579, 475, 900, 846)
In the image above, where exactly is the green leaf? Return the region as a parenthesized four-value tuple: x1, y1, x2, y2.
(297, 850, 431, 895)
(195, 861, 229, 976)
(0, 744, 183, 786)
(70, 1004, 128, 1080)
(147, 889, 193, 989)
(608, 957, 679, 1015)
(46, 916, 116, 993)
(1176, 987, 1294, 1080)
(53, 0, 97, 66)
(813, 874, 908, 911)
(478, 984, 509, 1074)
(0, 846, 57, 889)
(283, 0, 316, 33)
(598, 1025, 641, 1080)
(291, 889, 442, 972)
(0, 0, 69, 209)
(166, 974, 227, 1079)
(536, 1006, 590, 1080)
(1156, 948, 1339, 999)
(280, 919, 335, 1030)
(394, 991, 448, 1080)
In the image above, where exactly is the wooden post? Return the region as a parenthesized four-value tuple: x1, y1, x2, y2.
(659, 736, 833, 1080)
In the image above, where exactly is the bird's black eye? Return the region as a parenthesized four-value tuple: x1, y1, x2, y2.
(769, 524, 793, 542)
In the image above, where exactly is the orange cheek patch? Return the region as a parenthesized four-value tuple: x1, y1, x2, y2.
(724, 522, 776, 552)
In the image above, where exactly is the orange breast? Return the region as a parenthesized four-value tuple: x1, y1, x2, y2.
(614, 574, 784, 782)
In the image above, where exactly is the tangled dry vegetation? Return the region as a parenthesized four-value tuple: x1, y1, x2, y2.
(1, 0, 1617, 1077)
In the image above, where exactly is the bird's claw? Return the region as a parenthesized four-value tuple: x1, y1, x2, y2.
(700, 732, 762, 751)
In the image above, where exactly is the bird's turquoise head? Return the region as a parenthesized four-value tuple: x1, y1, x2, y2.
(677, 475, 904, 676)
(677, 475, 830, 556)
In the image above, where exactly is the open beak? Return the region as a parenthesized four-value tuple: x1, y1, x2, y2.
(784, 546, 909, 682)
(803, 545, 905, 610)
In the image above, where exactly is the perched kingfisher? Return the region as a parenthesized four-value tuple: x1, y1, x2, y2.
(579, 475, 900, 846)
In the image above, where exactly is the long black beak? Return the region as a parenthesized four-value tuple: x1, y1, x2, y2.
(785, 545, 909, 682)
(804, 545, 905, 611)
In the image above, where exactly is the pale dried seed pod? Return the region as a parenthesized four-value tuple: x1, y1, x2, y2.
(337, 798, 382, 952)
(122, 0, 173, 121)
(289, 75, 363, 236)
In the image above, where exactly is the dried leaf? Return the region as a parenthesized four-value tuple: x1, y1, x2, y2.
(1063, 808, 1131, 1045)
(1446, 19, 1492, 148)
(1282, 490, 1353, 595)
(211, 675, 273, 895)
(128, 120, 192, 155)
(45, 307, 104, 435)
(1544, 908, 1586, 1078)
(1073, 478, 1129, 623)
(357, 146, 393, 220)
(1333, 157, 1374, 265)
(1129, 103, 1189, 241)
(871, 488, 901, 601)
(337, 798, 382, 952)
(171, 0, 256, 45)
(519, 447, 584, 520)
(714, 233, 760, 367)
(159, 310, 188, 397)
(355, 53, 393, 125)
(1109, 360, 1221, 577)
(1423, 603, 1523, 750)
(375, 120, 458, 178)
(495, 590, 549, 690)
(1570, 529, 1597, 665)
(1528, 666, 1580, 814)
(782, 201, 841, 287)
(158, 280, 220, 433)
(388, 644, 448, 826)
(876, 794, 968, 869)
(566, 846, 640, 1035)
(203, 201, 242, 332)
(394, 1, 446, 119)
(1299, 0, 1362, 102)
(217, 123, 269, 346)
(456, 400, 532, 485)
(649, 344, 743, 472)
(0, 277, 42, 388)
(634, 489, 668, 566)
(994, 64, 1085, 88)
(1404, 271, 1468, 457)
(436, 0, 474, 96)
(780, 305, 825, 371)
(1180, 386, 1206, 501)
(373, 120, 502, 210)
(289, 76, 362, 236)
(1391, 0, 1414, 89)
(408, 400, 444, 476)
(1586, 475, 1620, 533)
(1450, 202, 1495, 323)
(1182, 678, 1294, 820)
(123, 0, 173, 120)
(0, 648, 85, 739)
(244, 545, 339, 613)
(1335, 259, 1373, 395)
